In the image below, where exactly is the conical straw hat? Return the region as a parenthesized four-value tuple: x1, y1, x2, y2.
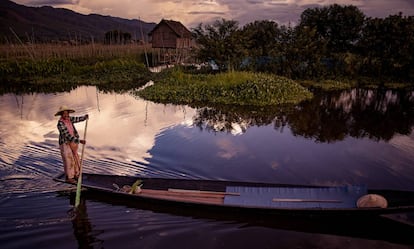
(55, 105, 75, 116)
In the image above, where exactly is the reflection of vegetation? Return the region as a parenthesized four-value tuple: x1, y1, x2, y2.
(289, 89, 414, 142)
(193, 89, 414, 142)
(300, 79, 356, 91)
(136, 70, 313, 106)
(193, 105, 294, 133)
(0, 80, 142, 95)
(0, 81, 78, 95)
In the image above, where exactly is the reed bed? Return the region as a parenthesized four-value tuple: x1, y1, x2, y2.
(0, 42, 154, 90)
(0, 43, 152, 61)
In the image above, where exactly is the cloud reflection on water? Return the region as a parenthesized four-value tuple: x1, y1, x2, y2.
(1, 86, 414, 191)
(0, 86, 196, 176)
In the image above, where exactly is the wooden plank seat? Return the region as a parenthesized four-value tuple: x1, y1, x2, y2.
(137, 189, 229, 205)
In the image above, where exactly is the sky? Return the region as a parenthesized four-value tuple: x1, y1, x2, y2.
(13, 0, 414, 28)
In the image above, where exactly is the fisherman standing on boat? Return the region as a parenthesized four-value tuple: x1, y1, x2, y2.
(55, 106, 88, 183)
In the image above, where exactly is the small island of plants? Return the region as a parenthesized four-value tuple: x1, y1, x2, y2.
(136, 69, 313, 106)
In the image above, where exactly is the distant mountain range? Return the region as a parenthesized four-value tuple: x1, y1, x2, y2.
(0, 0, 157, 43)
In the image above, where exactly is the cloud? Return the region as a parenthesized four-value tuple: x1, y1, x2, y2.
(188, 11, 226, 15)
(0, 86, 197, 175)
(13, 0, 414, 28)
(26, 0, 79, 5)
(216, 138, 248, 159)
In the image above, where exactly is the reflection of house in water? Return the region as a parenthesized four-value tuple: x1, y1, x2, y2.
(148, 19, 194, 65)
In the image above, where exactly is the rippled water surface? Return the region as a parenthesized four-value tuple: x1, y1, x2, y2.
(1, 86, 414, 248)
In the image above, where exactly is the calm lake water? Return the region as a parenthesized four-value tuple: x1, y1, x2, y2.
(1, 86, 414, 248)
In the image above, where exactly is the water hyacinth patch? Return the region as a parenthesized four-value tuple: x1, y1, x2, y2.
(136, 71, 313, 106)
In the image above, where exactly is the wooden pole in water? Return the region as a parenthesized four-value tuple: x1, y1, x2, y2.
(139, 16, 149, 68)
(75, 118, 88, 208)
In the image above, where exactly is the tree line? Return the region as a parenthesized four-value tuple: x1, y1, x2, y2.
(104, 30, 132, 44)
(192, 4, 414, 83)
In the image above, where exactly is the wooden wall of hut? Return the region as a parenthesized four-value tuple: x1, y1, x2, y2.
(151, 25, 177, 49)
(148, 19, 194, 66)
(150, 47, 193, 66)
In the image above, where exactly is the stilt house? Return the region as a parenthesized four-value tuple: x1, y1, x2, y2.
(148, 19, 194, 65)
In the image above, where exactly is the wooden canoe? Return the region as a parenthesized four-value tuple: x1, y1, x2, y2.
(54, 172, 414, 217)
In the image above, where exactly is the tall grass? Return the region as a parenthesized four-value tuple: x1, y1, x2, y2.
(0, 43, 152, 61)
(0, 43, 153, 87)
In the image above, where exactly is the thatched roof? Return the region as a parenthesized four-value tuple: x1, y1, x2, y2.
(148, 19, 192, 38)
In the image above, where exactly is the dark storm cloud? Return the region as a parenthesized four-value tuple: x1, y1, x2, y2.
(27, 0, 79, 5)
(188, 11, 226, 15)
(246, 0, 266, 4)
(357, 0, 414, 18)
(199, 0, 414, 27)
(15, 0, 414, 27)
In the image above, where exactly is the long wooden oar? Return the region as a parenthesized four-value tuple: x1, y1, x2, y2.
(75, 118, 89, 208)
(168, 188, 240, 196)
(272, 198, 342, 203)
